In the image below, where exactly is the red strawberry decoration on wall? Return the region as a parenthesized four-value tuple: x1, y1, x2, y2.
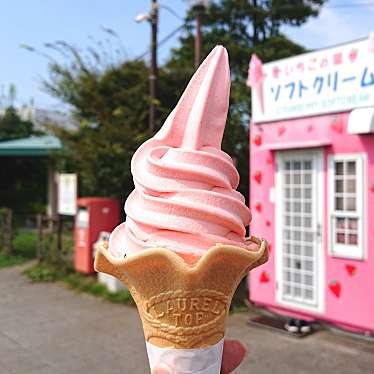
(278, 126, 286, 136)
(253, 171, 262, 184)
(254, 134, 262, 146)
(345, 264, 357, 277)
(255, 202, 262, 213)
(267, 243, 272, 253)
(260, 271, 270, 283)
(329, 280, 341, 298)
(307, 124, 314, 133)
(370, 183, 374, 193)
(348, 48, 358, 62)
(266, 155, 273, 165)
(266, 220, 271, 227)
(330, 117, 344, 134)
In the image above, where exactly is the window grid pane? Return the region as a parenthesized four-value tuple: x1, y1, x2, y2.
(334, 159, 357, 213)
(333, 159, 359, 248)
(281, 156, 317, 305)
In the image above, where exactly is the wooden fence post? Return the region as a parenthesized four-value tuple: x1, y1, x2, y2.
(3, 209, 12, 254)
(57, 215, 63, 259)
(36, 214, 43, 261)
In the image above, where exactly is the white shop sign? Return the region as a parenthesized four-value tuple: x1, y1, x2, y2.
(250, 36, 374, 123)
(57, 173, 77, 216)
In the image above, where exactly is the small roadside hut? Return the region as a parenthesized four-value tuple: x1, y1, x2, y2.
(0, 135, 62, 220)
(248, 35, 374, 334)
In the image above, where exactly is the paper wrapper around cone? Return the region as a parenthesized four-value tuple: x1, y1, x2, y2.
(95, 236, 268, 371)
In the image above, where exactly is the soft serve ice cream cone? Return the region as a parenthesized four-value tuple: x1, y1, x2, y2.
(95, 46, 268, 373)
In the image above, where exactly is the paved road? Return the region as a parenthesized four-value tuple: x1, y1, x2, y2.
(1, 265, 373, 374)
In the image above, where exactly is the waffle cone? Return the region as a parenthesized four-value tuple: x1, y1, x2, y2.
(94, 236, 268, 349)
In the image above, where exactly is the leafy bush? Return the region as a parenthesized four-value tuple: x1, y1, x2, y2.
(12, 231, 38, 259)
(23, 263, 64, 282)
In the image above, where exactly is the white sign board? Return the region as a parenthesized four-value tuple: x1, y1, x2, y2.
(57, 173, 77, 216)
(251, 36, 374, 123)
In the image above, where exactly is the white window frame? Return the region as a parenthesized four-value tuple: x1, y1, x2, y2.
(275, 149, 325, 314)
(328, 153, 366, 260)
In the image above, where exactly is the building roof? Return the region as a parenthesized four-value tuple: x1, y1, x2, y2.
(0, 106, 78, 133)
(0, 135, 62, 156)
(18, 107, 78, 132)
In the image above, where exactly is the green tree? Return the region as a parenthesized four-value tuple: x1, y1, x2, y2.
(0, 106, 34, 141)
(43, 47, 152, 203)
(166, 0, 326, 198)
(42, 0, 326, 206)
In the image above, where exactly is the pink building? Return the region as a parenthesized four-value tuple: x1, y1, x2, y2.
(248, 36, 374, 334)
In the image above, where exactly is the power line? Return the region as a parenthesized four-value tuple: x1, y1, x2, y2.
(134, 0, 374, 61)
(160, 5, 184, 21)
(136, 24, 184, 61)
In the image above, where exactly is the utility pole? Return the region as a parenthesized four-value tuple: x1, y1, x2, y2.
(189, 0, 209, 69)
(149, 0, 158, 134)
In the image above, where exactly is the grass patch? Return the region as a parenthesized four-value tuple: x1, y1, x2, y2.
(0, 231, 38, 268)
(0, 251, 26, 268)
(12, 231, 38, 259)
(24, 262, 133, 305)
(23, 262, 65, 282)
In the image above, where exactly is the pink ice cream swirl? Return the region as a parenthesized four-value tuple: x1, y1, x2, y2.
(109, 46, 253, 261)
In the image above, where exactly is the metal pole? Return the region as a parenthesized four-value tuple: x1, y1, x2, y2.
(57, 215, 63, 259)
(194, 7, 202, 69)
(149, 0, 158, 133)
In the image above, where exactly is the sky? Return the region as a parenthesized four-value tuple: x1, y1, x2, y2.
(0, 0, 373, 111)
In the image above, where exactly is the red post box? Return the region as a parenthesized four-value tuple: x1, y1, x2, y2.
(74, 197, 119, 274)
